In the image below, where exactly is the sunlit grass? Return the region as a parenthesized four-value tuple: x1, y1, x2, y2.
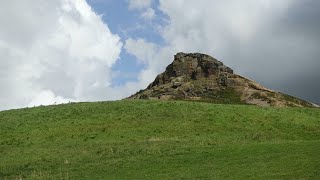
(1, 100, 319, 179)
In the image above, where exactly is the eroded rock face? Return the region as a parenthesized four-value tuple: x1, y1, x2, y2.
(148, 52, 233, 88)
(128, 52, 316, 108)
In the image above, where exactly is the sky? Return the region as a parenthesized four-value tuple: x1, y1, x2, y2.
(0, 0, 319, 110)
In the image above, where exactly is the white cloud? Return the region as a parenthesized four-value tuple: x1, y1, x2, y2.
(159, 0, 292, 53)
(141, 8, 155, 20)
(28, 90, 74, 107)
(125, 38, 157, 64)
(128, 0, 152, 10)
(128, 0, 155, 21)
(0, 0, 122, 110)
(124, 38, 175, 87)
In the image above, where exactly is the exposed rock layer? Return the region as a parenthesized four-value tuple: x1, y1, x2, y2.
(128, 52, 316, 107)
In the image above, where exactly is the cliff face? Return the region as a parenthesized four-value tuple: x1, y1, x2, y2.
(147, 52, 233, 88)
(128, 52, 316, 107)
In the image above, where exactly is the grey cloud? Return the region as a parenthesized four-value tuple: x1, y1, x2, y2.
(246, 0, 320, 104)
(282, 1, 320, 38)
(157, 0, 320, 104)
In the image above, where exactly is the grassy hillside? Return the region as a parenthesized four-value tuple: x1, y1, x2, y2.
(0, 100, 319, 179)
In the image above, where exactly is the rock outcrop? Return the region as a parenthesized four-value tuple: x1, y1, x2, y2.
(128, 52, 316, 107)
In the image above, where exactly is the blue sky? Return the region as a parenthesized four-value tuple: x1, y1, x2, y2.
(87, 0, 165, 86)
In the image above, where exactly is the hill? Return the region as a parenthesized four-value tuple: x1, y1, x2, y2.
(129, 52, 317, 107)
(1, 100, 319, 179)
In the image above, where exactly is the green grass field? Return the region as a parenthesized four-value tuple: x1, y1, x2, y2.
(0, 100, 319, 179)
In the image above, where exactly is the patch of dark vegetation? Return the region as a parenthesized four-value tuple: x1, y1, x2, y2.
(250, 92, 271, 102)
(281, 93, 313, 107)
(140, 94, 149, 99)
(203, 87, 244, 104)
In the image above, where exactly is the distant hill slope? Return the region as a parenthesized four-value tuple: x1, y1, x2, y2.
(1, 100, 320, 179)
(128, 52, 316, 107)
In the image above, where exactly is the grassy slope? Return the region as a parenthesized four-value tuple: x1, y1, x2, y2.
(0, 100, 319, 179)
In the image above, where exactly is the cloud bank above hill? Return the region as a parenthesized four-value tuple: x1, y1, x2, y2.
(0, 0, 122, 110)
(126, 0, 320, 104)
(1, 0, 319, 110)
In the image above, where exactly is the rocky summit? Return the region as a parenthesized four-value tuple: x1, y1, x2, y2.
(128, 52, 316, 107)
